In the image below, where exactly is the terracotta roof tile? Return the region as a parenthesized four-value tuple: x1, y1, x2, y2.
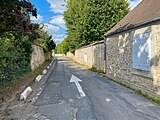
(105, 0, 160, 36)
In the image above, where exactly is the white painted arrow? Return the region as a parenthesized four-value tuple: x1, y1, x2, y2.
(70, 75, 86, 98)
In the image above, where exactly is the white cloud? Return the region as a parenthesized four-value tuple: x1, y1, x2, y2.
(42, 24, 66, 44)
(128, 0, 142, 10)
(43, 23, 60, 35)
(52, 34, 66, 44)
(50, 15, 66, 29)
(30, 14, 43, 23)
(46, 0, 67, 13)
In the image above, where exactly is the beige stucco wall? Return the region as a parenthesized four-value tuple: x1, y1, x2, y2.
(67, 42, 104, 70)
(75, 46, 94, 68)
(30, 45, 46, 70)
(106, 23, 160, 93)
(67, 52, 76, 61)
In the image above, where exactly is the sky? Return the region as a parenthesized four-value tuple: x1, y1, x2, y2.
(30, 0, 142, 44)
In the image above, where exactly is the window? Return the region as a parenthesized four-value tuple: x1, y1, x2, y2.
(132, 31, 151, 71)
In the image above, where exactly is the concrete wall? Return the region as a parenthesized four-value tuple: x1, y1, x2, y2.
(75, 46, 94, 68)
(67, 41, 104, 70)
(55, 54, 65, 57)
(105, 22, 160, 94)
(30, 45, 48, 70)
(67, 52, 76, 61)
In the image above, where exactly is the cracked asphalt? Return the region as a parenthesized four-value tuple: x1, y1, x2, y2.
(6, 57, 160, 120)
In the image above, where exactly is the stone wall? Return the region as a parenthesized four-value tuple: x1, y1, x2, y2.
(130, 26, 157, 92)
(45, 52, 52, 61)
(93, 43, 104, 70)
(30, 45, 46, 70)
(106, 32, 132, 81)
(153, 22, 160, 90)
(105, 24, 160, 94)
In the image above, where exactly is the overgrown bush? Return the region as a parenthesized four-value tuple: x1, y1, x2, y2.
(34, 30, 56, 53)
(0, 32, 32, 84)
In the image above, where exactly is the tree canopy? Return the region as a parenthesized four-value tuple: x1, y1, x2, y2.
(61, 0, 130, 52)
(55, 38, 69, 54)
(34, 29, 56, 52)
(0, 0, 37, 33)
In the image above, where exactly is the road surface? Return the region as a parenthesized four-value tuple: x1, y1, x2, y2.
(7, 57, 160, 120)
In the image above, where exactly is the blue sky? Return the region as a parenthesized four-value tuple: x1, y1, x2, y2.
(30, 0, 142, 44)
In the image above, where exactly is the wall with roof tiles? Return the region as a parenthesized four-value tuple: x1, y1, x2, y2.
(105, 24, 160, 94)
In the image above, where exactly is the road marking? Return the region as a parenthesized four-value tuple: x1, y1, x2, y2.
(70, 75, 86, 98)
(106, 98, 111, 102)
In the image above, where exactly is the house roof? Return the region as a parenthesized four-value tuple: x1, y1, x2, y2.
(105, 0, 160, 37)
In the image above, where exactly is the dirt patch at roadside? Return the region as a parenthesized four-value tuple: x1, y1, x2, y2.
(0, 60, 52, 119)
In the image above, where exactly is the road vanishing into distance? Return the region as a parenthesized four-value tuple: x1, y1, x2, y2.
(7, 57, 160, 120)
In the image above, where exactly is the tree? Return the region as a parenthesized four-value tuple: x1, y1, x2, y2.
(64, 0, 129, 51)
(47, 40, 56, 51)
(0, 31, 32, 83)
(34, 29, 56, 52)
(0, 0, 39, 84)
(55, 38, 69, 54)
(0, 0, 37, 33)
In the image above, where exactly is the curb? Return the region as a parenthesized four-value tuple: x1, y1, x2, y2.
(20, 87, 32, 101)
(19, 59, 56, 101)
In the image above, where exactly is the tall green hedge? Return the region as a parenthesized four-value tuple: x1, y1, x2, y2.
(0, 32, 32, 84)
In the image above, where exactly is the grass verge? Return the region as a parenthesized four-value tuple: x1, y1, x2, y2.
(89, 67, 105, 74)
(135, 90, 160, 104)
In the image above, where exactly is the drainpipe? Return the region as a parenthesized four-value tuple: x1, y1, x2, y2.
(104, 36, 107, 73)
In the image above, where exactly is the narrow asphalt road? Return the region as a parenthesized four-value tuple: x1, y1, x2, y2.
(7, 57, 160, 120)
